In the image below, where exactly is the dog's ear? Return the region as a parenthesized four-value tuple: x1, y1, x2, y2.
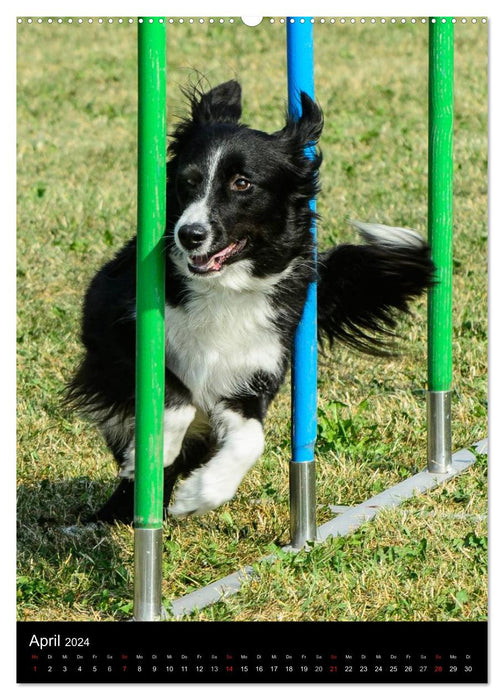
(277, 92, 324, 145)
(190, 80, 242, 125)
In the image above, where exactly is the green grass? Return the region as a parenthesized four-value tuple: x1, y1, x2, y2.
(17, 18, 487, 622)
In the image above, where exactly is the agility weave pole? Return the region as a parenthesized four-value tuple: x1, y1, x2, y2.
(133, 17, 167, 621)
(287, 17, 318, 548)
(427, 17, 454, 474)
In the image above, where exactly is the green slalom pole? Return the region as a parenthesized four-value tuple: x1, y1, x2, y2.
(134, 17, 167, 621)
(427, 17, 454, 473)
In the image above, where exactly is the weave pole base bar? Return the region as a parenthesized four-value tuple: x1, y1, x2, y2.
(168, 439, 486, 619)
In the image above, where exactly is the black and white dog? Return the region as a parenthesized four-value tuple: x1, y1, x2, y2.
(66, 80, 434, 524)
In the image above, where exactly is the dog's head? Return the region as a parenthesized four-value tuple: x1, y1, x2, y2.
(166, 80, 323, 282)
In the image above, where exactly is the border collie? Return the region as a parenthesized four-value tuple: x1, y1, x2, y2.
(66, 80, 434, 524)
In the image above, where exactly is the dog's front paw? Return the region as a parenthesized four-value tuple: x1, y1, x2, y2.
(168, 467, 236, 518)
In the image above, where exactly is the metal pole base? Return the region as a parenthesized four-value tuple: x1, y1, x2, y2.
(289, 460, 317, 549)
(133, 528, 164, 621)
(427, 390, 452, 473)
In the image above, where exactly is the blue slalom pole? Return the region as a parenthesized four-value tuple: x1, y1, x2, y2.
(287, 17, 318, 547)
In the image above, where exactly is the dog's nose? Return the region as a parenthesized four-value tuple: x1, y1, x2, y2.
(177, 224, 209, 251)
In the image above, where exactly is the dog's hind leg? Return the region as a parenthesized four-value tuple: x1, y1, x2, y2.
(91, 436, 212, 525)
(168, 401, 266, 518)
(118, 404, 197, 479)
(92, 401, 198, 524)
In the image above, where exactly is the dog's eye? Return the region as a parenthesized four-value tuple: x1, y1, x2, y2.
(231, 176, 251, 192)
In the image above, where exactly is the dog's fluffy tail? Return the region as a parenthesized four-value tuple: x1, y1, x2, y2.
(317, 221, 435, 354)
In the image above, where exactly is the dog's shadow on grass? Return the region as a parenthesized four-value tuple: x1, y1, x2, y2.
(16, 477, 132, 594)
(17, 476, 114, 530)
(16, 476, 143, 617)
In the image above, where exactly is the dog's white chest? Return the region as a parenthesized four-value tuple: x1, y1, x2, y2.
(165, 285, 283, 410)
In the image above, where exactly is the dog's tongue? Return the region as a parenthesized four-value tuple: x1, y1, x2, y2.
(190, 250, 226, 272)
(190, 240, 245, 273)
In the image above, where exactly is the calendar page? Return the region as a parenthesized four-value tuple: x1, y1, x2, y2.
(16, 13, 488, 684)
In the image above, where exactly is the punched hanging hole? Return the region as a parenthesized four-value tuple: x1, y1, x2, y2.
(241, 17, 263, 26)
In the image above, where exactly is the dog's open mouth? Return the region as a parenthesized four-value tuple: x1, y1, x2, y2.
(188, 238, 247, 274)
